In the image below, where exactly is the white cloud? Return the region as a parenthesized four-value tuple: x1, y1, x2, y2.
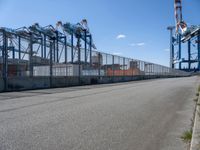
(116, 34, 126, 39)
(130, 42, 145, 47)
(130, 43, 136, 46)
(137, 43, 145, 46)
(113, 52, 122, 56)
(164, 48, 170, 52)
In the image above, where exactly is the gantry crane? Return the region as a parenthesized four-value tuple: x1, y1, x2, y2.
(167, 0, 200, 72)
(56, 19, 96, 65)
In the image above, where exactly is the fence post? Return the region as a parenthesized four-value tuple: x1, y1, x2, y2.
(123, 58, 125, 78)
(56, 31, 59, 63)
(44, 35, 47, 59)
(2, 31, 8, 91)
(89, 35, 92, 66)
(84, 30, 87, 64)
(29, 33, 33, 77)
(112, 55, 114, 81)
(64, 36, 67, 78)
(106, 54, 107, 77)
(50, 41, 53, 88)
(71, 33, 74, 63)
(77, 37, 81, 84)
(132, 59, 134, 77)
(98, 52, 101, 78)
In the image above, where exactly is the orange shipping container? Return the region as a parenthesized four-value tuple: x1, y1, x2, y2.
(106, 68, 140, 76)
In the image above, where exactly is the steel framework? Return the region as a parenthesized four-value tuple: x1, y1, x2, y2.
(167, 26, 200, 72)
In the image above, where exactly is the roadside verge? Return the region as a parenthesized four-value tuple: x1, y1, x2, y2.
(190, 91, 200, 150)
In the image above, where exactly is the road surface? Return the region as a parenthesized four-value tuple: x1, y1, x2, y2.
(0, 77, 199, 150)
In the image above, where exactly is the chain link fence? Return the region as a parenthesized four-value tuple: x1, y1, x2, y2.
(0, 27, 190, 91)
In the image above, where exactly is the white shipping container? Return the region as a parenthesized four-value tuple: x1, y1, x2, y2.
(33, 66, 50, 76)
(82, 70, 105, 76)
(33, 64, 80, 76)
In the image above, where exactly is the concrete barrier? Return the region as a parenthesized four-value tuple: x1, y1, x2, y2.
(7, 77, 50, 91)
(51, 76, 80, 88)
(0, 75, 188, 92)
(0, 77, 4, 92)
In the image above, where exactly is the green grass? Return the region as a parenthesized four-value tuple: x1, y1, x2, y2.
(196, 93, 199, 97)
(181, 130, 193, 143)
(198, 85, 200, 92)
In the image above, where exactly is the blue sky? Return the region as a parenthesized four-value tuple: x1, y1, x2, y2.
(0, 0, 199, 66)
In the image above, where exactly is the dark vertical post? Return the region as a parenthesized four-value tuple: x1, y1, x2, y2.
(29, 33, 33, 77)
(98, 52, 101, 77)
(89, 35, 92, 66)
(41, 38, 43, 58)
(138, 61, 140, 76)
(178, 34, 182, 70)
(188, 40, 191, 71)
(56, 31, 59, 63)
(53, 39, 56, 65)
(84, 30, 87, 63)
(132, 59, 134, 77)
(18, 36, 21, 59)
(153, 64, 155, 76)
(3, 31, 8, 91)
(172, 40, 174, 69)
(12, 46, 15, 59)
(159, 65, 161, 75)
(77, 37, 81, 84)
(64, 36, 67, 76)
(18, 36, 21, 76)
(64, 36, 67, 64)
(53, 38, 56, 62)
(105, 54, 107, 76)
(49, 41, 53, 87)
(44, 35, 46, 58)
(160, 65, 161, 75)
(150, 64, 152, 76)
(71, 34, 74, 63)
(198, 31, 200, 71)
(123, 58, 125, 77)
(112, 55, 114, 77)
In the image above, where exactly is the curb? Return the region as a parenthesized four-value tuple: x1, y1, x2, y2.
(190, 93, 200, 150)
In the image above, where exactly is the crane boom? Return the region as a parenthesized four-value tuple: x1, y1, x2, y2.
(56, 19, 96, 49)
(174, 0, 187, 34)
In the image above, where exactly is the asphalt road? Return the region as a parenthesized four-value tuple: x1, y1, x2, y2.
(0, 77, 199, 150)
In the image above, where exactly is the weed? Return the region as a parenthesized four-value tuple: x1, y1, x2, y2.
(181, 130, 193, 143)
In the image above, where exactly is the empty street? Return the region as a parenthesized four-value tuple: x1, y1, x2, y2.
(0, 77, 199, 150)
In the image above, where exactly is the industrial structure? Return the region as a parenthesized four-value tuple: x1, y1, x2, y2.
(0, 19, 189, 92)
(167, 0, 200, 72)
